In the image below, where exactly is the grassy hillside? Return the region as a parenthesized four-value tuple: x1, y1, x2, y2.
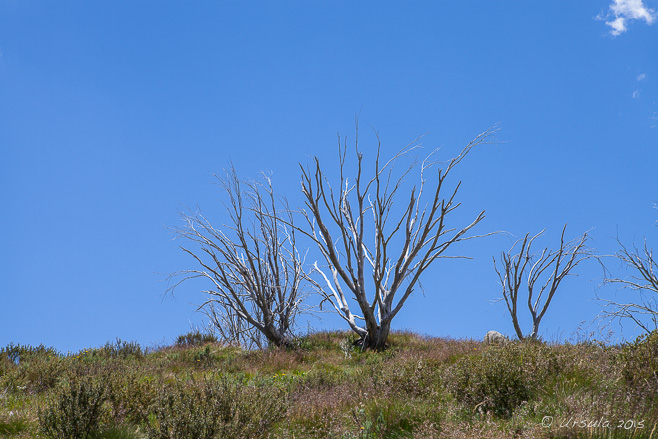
(1, 331, 656, 438)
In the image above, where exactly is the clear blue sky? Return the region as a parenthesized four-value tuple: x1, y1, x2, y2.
(1, 1, 656, 353)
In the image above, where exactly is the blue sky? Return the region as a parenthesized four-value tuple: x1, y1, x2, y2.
(1, 1, 656, 353)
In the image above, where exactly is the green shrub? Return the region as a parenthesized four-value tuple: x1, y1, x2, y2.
(0, 353, 66, 394)
(446, 344, 543, 418)
(0, 355, 10, 379)
(0, 343, 59, 365)
(105, 370, 159, 425)
(618, 330, 658, 397)
(303, 363, 350, 389)
(38, 378, 107, 438)
(1, 343, 62, 392)
(349, 399, 432, 438)
(193, 345, 215, 364)
(26, 356, 70, 393)
(372, 357, 443, 397)
(289, 330, 354, 352)
(100, 338, 143, 360)
(145, 376, 287, 439)
(175, 330, 218, 347)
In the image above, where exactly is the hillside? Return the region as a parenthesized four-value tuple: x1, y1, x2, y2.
(1, 331, 656, 438)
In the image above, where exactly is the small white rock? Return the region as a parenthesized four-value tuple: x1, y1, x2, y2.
(484, 330, 508, 345)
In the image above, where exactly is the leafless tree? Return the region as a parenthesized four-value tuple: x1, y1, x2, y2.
(493, 225, 591, 341)
(203, 301, 268, 349)
(598, 237, 657, 334)
(297, 124, 497, 350)
(169, 167, 314, 348)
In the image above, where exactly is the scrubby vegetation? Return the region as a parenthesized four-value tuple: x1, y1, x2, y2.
(0, 330, 656, 438)
(174, 330, 218, 348)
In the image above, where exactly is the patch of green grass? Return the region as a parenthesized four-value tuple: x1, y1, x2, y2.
(348, 398, 444, 439)
(0, 417, 30, 436)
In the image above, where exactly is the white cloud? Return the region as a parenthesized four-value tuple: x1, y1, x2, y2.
(637, 73, 647, 81)
(633, 90, 640, 98)
(607, 16, 628, 34)
(602, 0, 657, 35)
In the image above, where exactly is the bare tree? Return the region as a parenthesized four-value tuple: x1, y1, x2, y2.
(493, 225, 591, 341)
(169, 167, 314, 348)
(203, 300, 268, 349)
(598, 237, 657, 334)
(298, 124, 496, 350)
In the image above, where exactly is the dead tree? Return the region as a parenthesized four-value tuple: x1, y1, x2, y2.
(299, 124, 496, 350)
(170, 167, 313, 348)
(203, 299, 268, 350)
(493, 225, 591, 341)
(598, 238, 657, 334)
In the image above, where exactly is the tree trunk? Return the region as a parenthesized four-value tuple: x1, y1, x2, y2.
(263, 326, 292, 349)
(354, 322, 391, 350)
(511, 311, 525, 340)
(528, 321, 540, 341)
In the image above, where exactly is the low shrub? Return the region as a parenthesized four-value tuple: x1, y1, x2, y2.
(349, 398, 442, 439)
(1, 343, 63, 393)
(618, 330, 658, 398)
(105, 369, 159, 425)
(38, 378, 107, 438)
(290, 330, 354, 353)
(175, 330, 218, 347)
(100, 339, 143, 360)
(192, 345, 216, 365)
(0, 343, 59, 365)
(445, 344, 550, 418)
(145, 375, 287, 439)
(0, 354, 66, 394)
(372, 357, 444, 397)
(303, 363, 351, 389)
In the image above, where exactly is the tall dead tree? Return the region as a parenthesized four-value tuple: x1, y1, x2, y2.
(170, 167, 313, 348)
(299, 124, 496, 350)
(493, 225, 591, 341)
(598, 238, 657, 334)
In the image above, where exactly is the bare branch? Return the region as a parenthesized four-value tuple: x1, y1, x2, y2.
(168, 166, 317, 348)
(597, 235, 658, 334)
(300, 123, 498, 349)
(493, 225, 592, 340)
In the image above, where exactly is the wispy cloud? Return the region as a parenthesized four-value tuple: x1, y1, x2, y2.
(637, 73, 647, 81)
(632, 90, 640, 98)
(600, 0, 657, 35)
(651, 112, 658, 128)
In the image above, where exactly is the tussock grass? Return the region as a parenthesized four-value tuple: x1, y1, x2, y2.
(0, 330, 656, 438)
